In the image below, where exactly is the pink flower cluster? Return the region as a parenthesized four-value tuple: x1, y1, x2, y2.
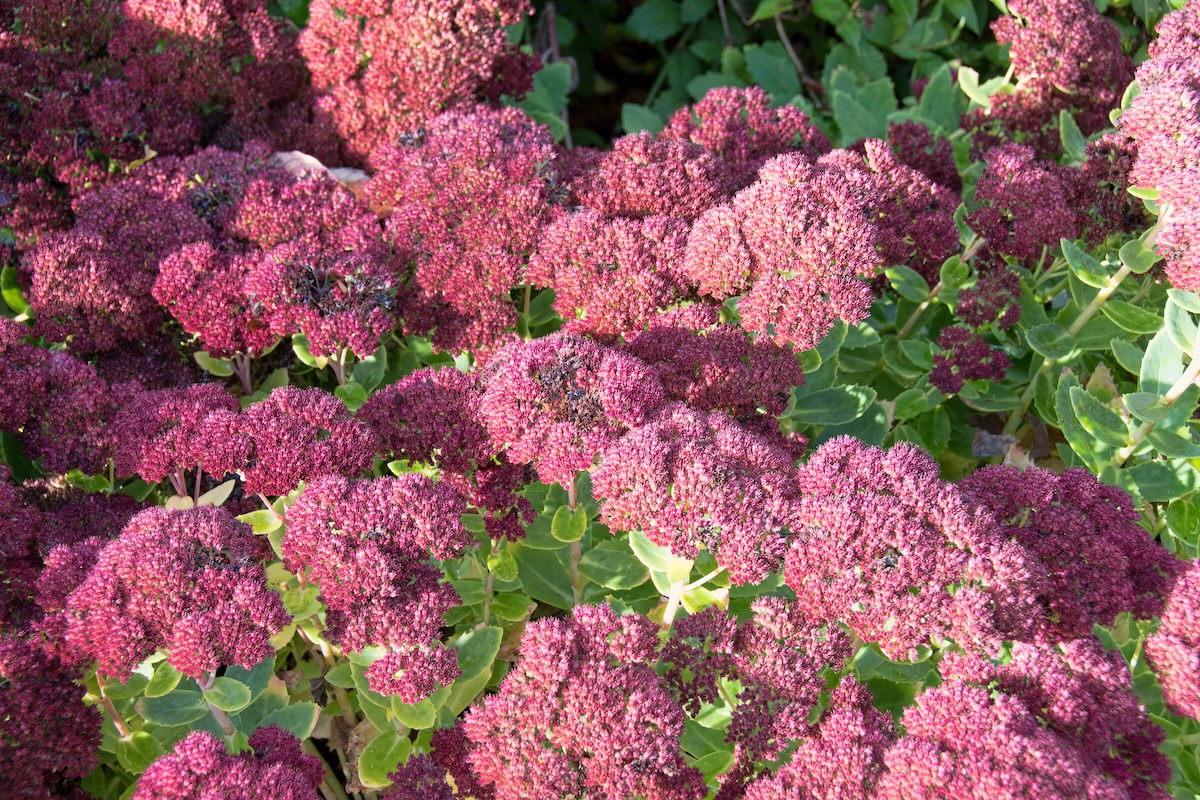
(683, 151, 881, 351)
(960, 465, 1181, 640)
(357, 367, 534, 541)
(481, 333, 665, 487)
(965, 0, 1132, 157)
(661, 86, 831, 188)
(528, 211, 691, 337)
(0, 639, 102, 798)
(282, 475, 469, 699)
(64, 506, 289, 680)
(299, 0, 537, 167)
(369, 106, 554, 354)
(785, 437, 1043, 660)
(462, 604, 707, 800)
(132, 726, 325, 800)
(1120, 0, 1200, 290)
(592, 403, 801, 584)
(1147, 560, 1200, 720)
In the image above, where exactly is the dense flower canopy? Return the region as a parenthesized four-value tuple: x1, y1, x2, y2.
(1, 1, 1198, 798)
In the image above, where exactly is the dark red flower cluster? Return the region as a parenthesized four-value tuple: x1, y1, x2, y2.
(1120, 0, 1200, 290)
(23, 184, 211, 354)
(528, 210, 691, 337)
(110, 384, 245, 487)
(625, 304, 806, 450)
(966, 143, 1080, 266)
(785, 437, 1041, 660)
(480, 333, 665, 487)
(570, 132, 734, 221)
(282, 475, 469, 699)
(0, 639, 102, 799)
(742, 678, 893, 800)
(0, 322, 114, 474)
(1147, 560, 1200, 721)
(369, 106, 555, 353)
(930, 325, 1012, 395)
(109, 0, 316, 149)
(661, 86, 831, 189)
(887, 120, 961, 192)
(960, 465, 1181, 640)
(245, 237, 398, 359)
(684, 152, 881, 351)
(65, 506, 289, 680)
(237, 387, 379, 497)
(133, 726, 326, 800)
(879, 640, 1170, 798)
(299, 0, 536, 167)
(964, 0, 1132, 157)
(592, 403, 801, 584)
(462, 604, 707, 800)
(833, 138, 961, 283)
(357, 367, 534, 541)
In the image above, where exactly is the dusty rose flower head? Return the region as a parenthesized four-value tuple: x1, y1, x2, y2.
(65, 506, 288, 679)
(887, 120, 961, 192)
(23, 184, 211, 354)
(109, 0, 310, 146)
(134, 142, 275, 228)
(959, 466, 1182, 641)
(463, 604, 707, 800)
(382, 753, 454, 800)
(683, 151, 882, 350)
(1, 483, 139, 657)
(357, 367, 495, 474)
(571, 132, 733, 221)
(370, 106, 554, 352)
(662, 86, 830, 188)
(831, 139, 961, 283)
(695, 598, 856, 769)
(0, 639, 102, 798)
(956, 266, 1022, 329)
(876, 676, 1130, 799)
(1147, 560, 1200, 721)
(133, 726, 325, 800)
(154, 242, 277, 360)
(966, 143, 1080, 265)
(238, 386, 379, 496)
(245, 238, 398, 359)
(964, 0, 1132, 156)
(930, 326, 1011, 395)
(626, 304, 806, 424)
(1117, 1, 1200, 290)
(231, 168, 376, 250)
(0, 0, 118, 62)
(785, 437, 1043, 660)
(528, 210, 691, 337)
(283, 475, 468, 698)
(0, 175, 72, 253)
(593, 403, 801, 584)
(480, 333, 665, 486)
(111, 383, 246, 485)
(743, 677, 893, 800)
(16, 350, 115, 475)
(299, 0, 535, 167)
(980, 640, 1172, 799)
(18, 69, 199, 191)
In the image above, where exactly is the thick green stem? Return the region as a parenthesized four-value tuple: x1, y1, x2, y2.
(1113, 341, 1200, 467)
(93, 675, 131, 737)
(1003, 264, 1132, 435)
(661, 579, 687, 630)
(897, 281, 943, 339)
(566, 475, 585, 605)
(199, 672, 236, 737)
